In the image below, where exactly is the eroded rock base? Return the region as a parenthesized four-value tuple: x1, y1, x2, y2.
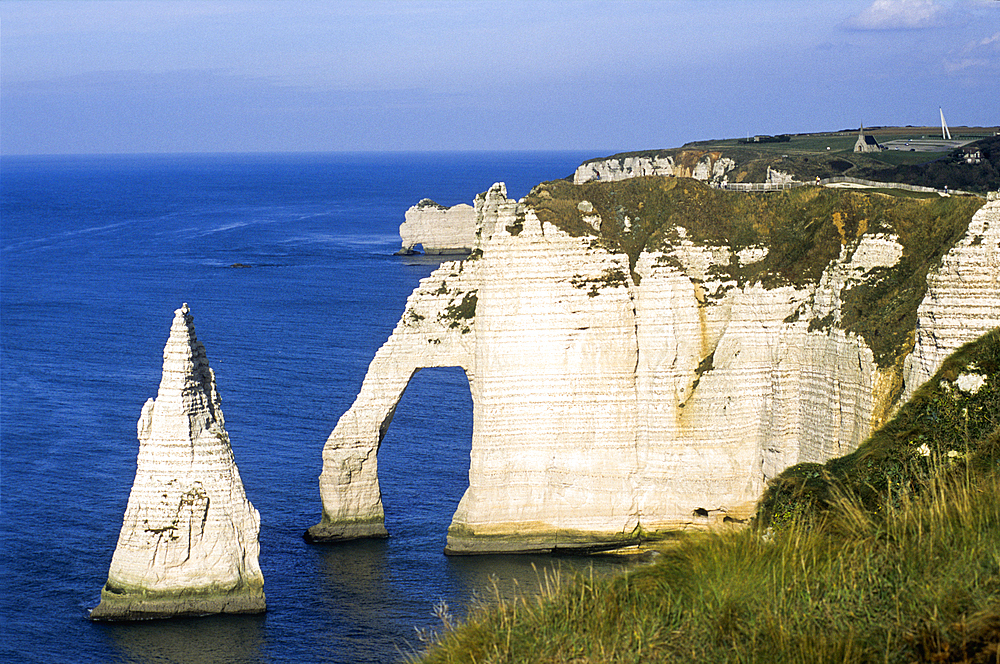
(304, 517, 389, 543)
(444, 524, 642, 555)
(90, 585, 265, 621)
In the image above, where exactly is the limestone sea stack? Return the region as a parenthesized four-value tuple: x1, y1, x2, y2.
(91, 304, 264, 620)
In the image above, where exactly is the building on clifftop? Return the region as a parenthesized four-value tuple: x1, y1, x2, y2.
(854, 124, 884, 153)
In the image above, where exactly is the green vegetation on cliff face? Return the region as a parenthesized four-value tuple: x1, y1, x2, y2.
(439, 291, 478, 333)
(758, 328, 1000, 528)
(525, 176, 984, 367)
(415, 332, 1000, 664)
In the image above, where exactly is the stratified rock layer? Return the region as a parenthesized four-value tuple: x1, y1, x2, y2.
(92, 304, 264, 620)
(903, 199, 1000, 400)
(310, 181, 999, 554)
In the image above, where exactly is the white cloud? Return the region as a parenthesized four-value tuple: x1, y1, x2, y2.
(969, 31, 1000, 49)
(844, 0, 949, 29)
(945, 30, 1000, 71)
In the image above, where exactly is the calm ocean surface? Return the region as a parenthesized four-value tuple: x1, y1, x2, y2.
(0, 151, 628, 663)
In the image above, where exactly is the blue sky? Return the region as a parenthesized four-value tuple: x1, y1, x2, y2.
(2, 0, 998, 155)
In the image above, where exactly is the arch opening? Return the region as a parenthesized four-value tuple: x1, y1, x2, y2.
(376, 366, 473, 550)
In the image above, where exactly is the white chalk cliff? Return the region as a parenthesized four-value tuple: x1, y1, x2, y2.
(399, 198, 478, 254)
(308, 180, 999, 554)
(574, 151, 736, 185)
(93, 304, 264, 619)
(903, 195, 1000, 400)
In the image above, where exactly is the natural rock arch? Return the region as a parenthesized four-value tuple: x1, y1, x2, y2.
(304, 260, 480, 543)
(308, 182, 1000, 555)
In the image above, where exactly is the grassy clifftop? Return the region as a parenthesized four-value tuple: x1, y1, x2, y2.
(523, 176, 984, 367)
(415, 331, 1000, 664)
(583, 129, 1000, 193)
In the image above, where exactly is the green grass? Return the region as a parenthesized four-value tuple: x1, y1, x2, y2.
(865, 150, 946, 167)
(687, 134, 858, 155)
(414, 331, 1000, 664)
(757, 328, 1000, 526)
(416, 471, 1000, 664)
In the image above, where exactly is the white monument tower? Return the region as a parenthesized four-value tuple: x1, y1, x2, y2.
(940, 107, 952, 140)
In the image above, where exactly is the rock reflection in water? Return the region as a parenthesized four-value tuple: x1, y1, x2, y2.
(445, 553, 632, 609)
(100, 614, 264, 664)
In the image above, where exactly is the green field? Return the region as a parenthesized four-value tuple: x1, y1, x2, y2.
(688, 134, 858, 155)
(687, 133, 964, 166)
(864, 150, 946, 166)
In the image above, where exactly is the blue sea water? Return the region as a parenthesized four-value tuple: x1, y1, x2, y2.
(0, 151, 626, 663)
